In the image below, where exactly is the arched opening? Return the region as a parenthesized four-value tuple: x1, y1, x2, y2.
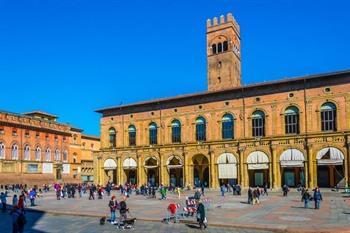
(212, 44, 217, 54)
(285, 106, 300, 134)
(167, 156, 183, 187)
(128, 125, 136, 146)
(252, 111, 265, 137)
(217, 153, 237, 186)
(317, 147, 344, 188)
(320, 102, 337, 131)
(247, 151, 270, 187)
(192, 154, 209, 188)
(195, 117, 206, 141)
(149, 123, 158, 145)
(222, 114, 234, 139)
(123, 158, 137, 185)
(104, 158, 117, 184)
(223, 40, 228, 51)
(144, 157, 159, 187)
(280, 149, 305, 187)
(108, 128, 116, 148)
(171, 120, 181, 143)
(217, 42, 223, 53)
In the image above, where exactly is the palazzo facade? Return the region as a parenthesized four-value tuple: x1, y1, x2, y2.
(94, 13, 350, 189)
(0, 110, 100, 185)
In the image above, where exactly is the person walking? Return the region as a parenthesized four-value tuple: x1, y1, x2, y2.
(176, 187, 181, 198)
(12, 194, 18, 207)
(194, 188, 201, 201)
(220, 184, 225, 197)
(1, 192, 7, 212)
(29, 189, 36, 206)
(263, 184, 268, 196)
(247, 187, 253, 204)
(313, 187, 323, 209)
(11, 206, 26, 233)
(301, 189, 310, 208)
(196, 199, 207, 229)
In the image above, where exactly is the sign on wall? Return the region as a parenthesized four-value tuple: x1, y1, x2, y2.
(42, 163, 53, 174)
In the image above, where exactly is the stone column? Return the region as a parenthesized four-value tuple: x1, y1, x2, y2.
(159, 151, 165, 185)
(270, 145, 279, 189)
(209, 151, 216, 189)
(345, 140, 350, 188)
(137, 155, 142, 186)
(118, 157, 122, 185)
(238, 147, 245, 187)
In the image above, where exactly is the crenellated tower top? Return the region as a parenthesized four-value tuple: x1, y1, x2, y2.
(206, 13, 241, 92)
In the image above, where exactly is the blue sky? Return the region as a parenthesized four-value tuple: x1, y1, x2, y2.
(0, 0, 349, 136)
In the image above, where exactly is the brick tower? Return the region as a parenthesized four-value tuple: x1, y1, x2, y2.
(207, 13, 241, 91)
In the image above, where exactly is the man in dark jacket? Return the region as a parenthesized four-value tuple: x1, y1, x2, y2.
(313, 187, 323, 209)
(196, 199, 206, 229)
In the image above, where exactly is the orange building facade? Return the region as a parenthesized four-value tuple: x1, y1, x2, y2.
(94, 13, 350, 189)
(0, 111, 100, 185)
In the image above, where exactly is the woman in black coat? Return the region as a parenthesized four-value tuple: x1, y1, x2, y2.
(196, 199, 207, 229)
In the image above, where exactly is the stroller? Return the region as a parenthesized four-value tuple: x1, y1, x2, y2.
(117, 208, 136, 229)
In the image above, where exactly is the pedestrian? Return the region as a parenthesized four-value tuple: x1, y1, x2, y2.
(313, 187, 323, 209)
(201, 183, 205, 196)
(118, 196, 128, 228)
(89, 187, 94, 200)
(194, 188, 201, 201)
(12, 194, 18, 207)
(301, 188, 310, 208)
(247, 187, 253, 204)
(29, 189, 36, 206)
(220, 184, 225, 197)
(282, 184, 289, 197)
(263, 184, 268, 196)
(109, 196, 117, 224)
(11, 206, 26, 233)
(177, 187, 181, 198)
(1, 192, 7, 212)
(196, 199, 207, 229)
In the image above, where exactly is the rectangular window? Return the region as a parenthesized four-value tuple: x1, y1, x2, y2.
(252, 118, 265, 137)
(149, 130, 157, 145)
(27, 164, 38, 173)
(12, 128, 17, 136)
(285, 114, 299, 134)
(172, 127, 181, 143)
(321, 110, 336, 131)
(196, 125, 206, 141)
(25, 130, 30, 138)
(129, 132, 136, 146)
(222, 122, 234, 139)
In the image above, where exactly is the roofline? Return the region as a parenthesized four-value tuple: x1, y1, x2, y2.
(23, 111, 58, 118)
(95, 69, 350, 114)
(81, 134, 100, 141)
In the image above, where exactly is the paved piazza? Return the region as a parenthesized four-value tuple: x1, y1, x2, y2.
(2, 189, 350, 232)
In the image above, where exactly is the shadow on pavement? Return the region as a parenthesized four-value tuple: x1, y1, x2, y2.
(186, 223, 200, 229)
(0, 204, 47, 233)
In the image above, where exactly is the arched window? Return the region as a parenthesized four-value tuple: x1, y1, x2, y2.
(63, 150, 68, 162)
(35, 147, 41, 161)
(171, 119, 181, 143)
(285, 106, 300, 134)
(149, 123, 158, 145)
(223, 40, 228, 51)
(45, 148, 51, 161)
(12, 144, 18, 160)
(196, 117, 206, 141)
(321, 102, 336, 131)
(0, 142, 5, 159)
(55, 149, 60, 161)
(128, 125, 136, 146)
(108, 127, 116, 148)
(252, 110, 265, 137)
(212, 44, 217, 54)
(218, 42, 223, 53)
(222, 114, 234, 139)
(24, 145, 30, 160)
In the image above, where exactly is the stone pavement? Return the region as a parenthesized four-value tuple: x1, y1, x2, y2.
(3, 189, 350, 232)
(0, 211, 273, 233)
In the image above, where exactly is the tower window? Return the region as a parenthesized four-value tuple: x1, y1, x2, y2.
(218, 43, 223, 53)
(218, 77, 221, 83)
(223, 41, 228, 51)
(212, 44, 217, 54)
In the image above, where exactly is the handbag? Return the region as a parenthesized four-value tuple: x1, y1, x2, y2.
(203, 217, 207, 223)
